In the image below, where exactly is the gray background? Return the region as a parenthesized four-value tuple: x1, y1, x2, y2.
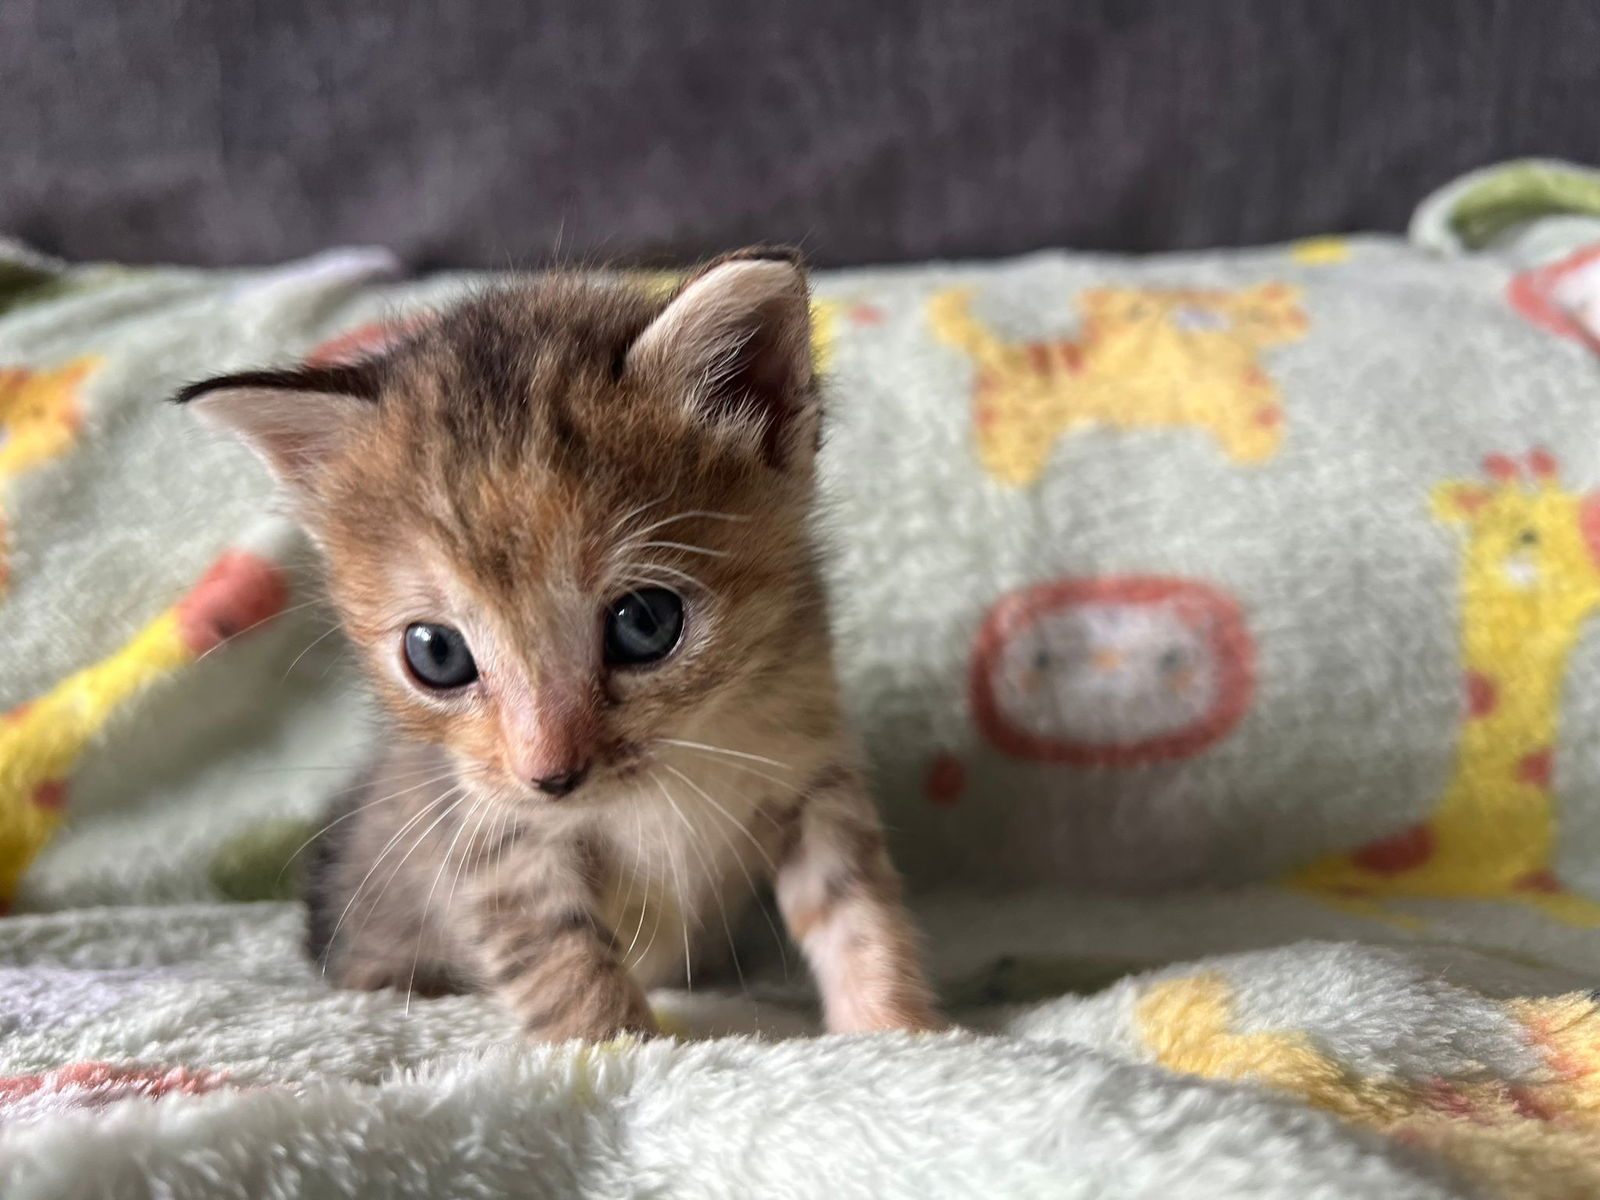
(3, 0, 1599, 269)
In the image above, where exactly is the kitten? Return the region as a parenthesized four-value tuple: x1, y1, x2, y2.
(177, 249, 943, 1040)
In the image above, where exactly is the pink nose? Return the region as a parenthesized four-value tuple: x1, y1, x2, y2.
(510, 741, 594, 797)
(505, 716, 596, 798)
(502, 681, 599, 798)
(1582, 493, 1600, 570)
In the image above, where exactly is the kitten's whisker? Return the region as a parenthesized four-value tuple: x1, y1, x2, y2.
(663, 801, 694, 991)
(494, 802, 514, 899)
(334, 786, 462, 942)
(321, 763, 460, 799)
(652, 774, 758, 992)
(709, 764, 796, 794)
(617, 569, 725, 605)
(344, 786, 464, 934)
(710, 808, 787, 983)
(628, 562, 715, 595)
(651, 770, 744, 994)
(317, 648, 351, 682)
(445, 795, 493, 920)
(657, 738, 791, 769)
(626, 509, 749, 541)
(668, 754, 798, 799)
(636, 541, 729, 559)
(322, 786, 461, 964)
(659, 762, 778, 878)
(280, 623, 346, 682)
(656, 750, 789, 828)
(407, 793, 486, 1013)
(610, 496, 665, 541)
(356, 787, 469, 944)
(634, 806, 671, 972)
(621, 801, 650, 969)
(193, 598, 328, 663)
(278, 769, 463, 878)
(659, 766, 789, 978)
(614, 802, 643, 964)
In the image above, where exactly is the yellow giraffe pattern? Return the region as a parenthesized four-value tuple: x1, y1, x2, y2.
(927, 283, 1307, 486)
(0, 613, 192, 902)
(0, 358, 99, 592)
(0, 551, 288, 905)
(1291, 451, 1600, 925)
(1136, 972, 1600, 1198)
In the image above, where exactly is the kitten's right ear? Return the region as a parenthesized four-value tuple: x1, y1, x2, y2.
(173, 362, 380, 490)
(624, 247, 815, 470)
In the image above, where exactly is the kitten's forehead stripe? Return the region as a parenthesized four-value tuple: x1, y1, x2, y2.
(340, 279, 799, 607)
(402, 281, 658, 468)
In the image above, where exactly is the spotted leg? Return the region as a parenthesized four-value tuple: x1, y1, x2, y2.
(775, 766, 945, 1033)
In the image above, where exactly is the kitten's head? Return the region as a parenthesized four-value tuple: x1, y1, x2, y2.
(178, 250, 832, 806)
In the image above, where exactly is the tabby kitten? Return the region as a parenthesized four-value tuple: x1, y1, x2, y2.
(177, 250, 942, 1040)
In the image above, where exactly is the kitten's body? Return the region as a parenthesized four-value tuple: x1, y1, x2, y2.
(310, 727, 818, 999)
(182, 252, 941, 1039)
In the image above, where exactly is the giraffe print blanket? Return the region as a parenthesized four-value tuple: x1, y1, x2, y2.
(6, 161, 1600, 1194)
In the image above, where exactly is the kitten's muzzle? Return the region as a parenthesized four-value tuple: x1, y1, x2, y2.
(531, 764, 590, 798)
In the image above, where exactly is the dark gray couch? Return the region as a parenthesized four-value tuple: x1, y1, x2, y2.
(4, 0, 1598, 269)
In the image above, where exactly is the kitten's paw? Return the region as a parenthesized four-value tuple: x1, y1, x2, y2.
(881, 1007, 952, 1035)
(527, 1011, 660, 1044)
(520, 980, 660, 1043)
(830, 1002, 951, 1036)
(332, 957, 465, 999)
(899, 1009, 953, 1034)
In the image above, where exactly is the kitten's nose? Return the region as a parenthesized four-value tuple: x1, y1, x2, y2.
(531, 764, 589, 797)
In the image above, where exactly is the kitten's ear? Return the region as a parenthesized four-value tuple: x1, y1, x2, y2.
(173, 362, 380, 492)
(626, 247, 816, 469)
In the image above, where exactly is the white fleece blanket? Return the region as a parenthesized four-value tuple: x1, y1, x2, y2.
(2, 894, 1600, 1199)
(10, 163, 1600, 1197)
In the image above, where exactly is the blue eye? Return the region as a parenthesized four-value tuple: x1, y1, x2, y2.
(604, 588, 685, 666)
(403, 623, 478, 689)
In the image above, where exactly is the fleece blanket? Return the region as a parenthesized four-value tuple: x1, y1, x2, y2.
(5, 160, 1600, 1195)
(2, 901, 1600, 1199)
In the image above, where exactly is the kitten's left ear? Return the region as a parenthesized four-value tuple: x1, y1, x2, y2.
(626, 247, 816, 470)
(173, 362, 380, 496)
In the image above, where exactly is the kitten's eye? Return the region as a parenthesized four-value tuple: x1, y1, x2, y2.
(403, 623, 479, 689)
(1518, 529, 1539, 547)
(604, 588, 685, 667)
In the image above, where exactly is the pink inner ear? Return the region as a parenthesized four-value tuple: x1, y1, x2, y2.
(1452, 486, 1491, 515)
(306, 316, 431, 367)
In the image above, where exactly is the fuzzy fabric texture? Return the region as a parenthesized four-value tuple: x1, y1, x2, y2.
(2, 904, 1600, 1198)
(5, 162, 1600, 1194)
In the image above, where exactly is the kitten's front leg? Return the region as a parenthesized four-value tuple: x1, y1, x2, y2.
(472, 840, 656, 1042)
(775, 766, 945, 1034)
